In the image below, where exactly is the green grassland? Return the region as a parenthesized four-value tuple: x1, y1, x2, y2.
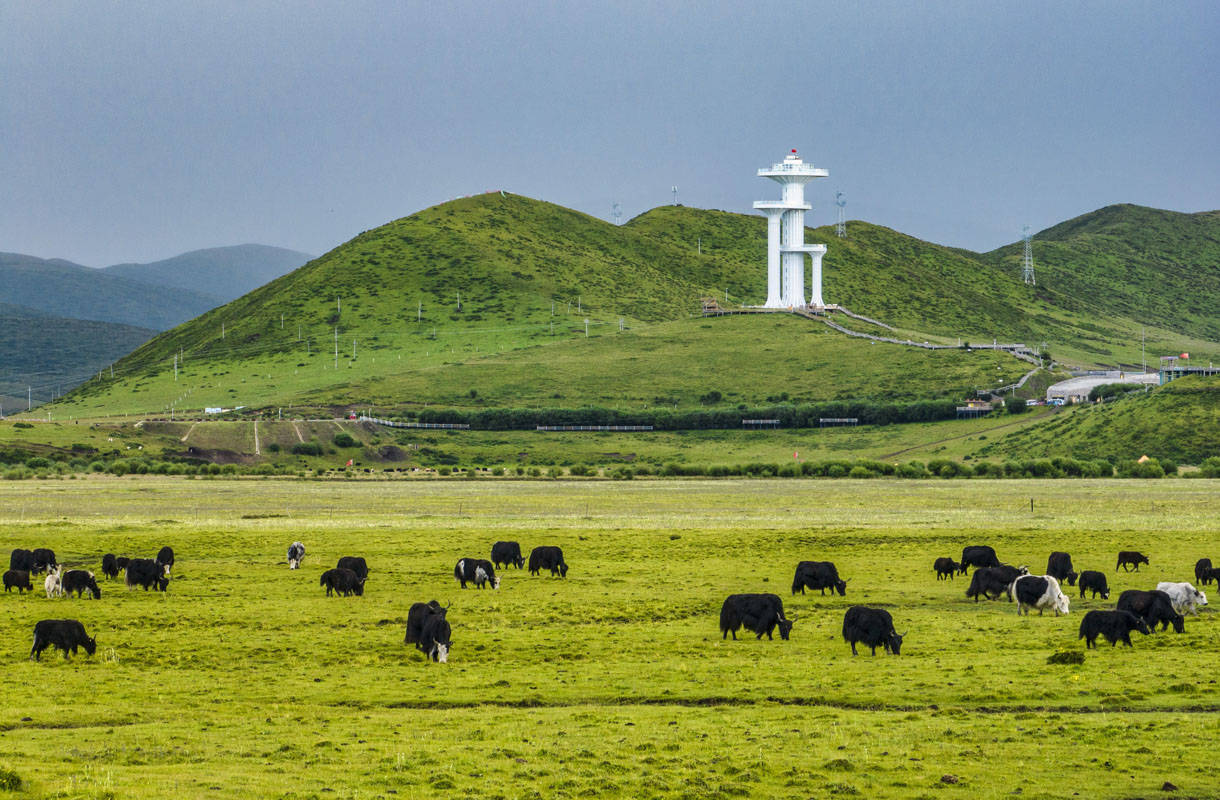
(43, 197, 1219, 420)
(0, 478, 1217, 799)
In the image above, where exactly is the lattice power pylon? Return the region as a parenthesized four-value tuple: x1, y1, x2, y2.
(1022, 225, 1035, 286)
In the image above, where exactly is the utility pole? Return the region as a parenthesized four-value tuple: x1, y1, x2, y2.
(337, 296, 341, 314)
(222, 323, 225, 339)
(584, 318, 589, 337)
(334, 328, 338, 368)
(298, 324, 301, 342)
(281, 313, 284, 329)
(1141, 326, 1146, 372)
(417, 301, 421, 322)
(174, 353, 178, 381)
(353, 339, 357, 359)
(28, 386, 32, 411)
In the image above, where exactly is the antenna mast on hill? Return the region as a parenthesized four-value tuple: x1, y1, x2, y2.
(835, 192, 846, 238)
(611, 201, 622, 226)
(671, 186, 678, 206)
(1022, 225, 1036, 286)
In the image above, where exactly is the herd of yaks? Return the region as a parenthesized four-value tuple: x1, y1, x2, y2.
(932, 545, 1213, 648)
(5, 538, 1215, 663)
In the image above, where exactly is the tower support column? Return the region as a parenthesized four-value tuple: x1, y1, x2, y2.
(762, 210, 784, 308)
(808, 245, 827, 308)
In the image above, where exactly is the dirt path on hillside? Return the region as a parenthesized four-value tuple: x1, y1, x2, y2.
(180, 422, 198, 443)
(291, 422, 305, 443)
(253, 421, 260, 455)
(879, 407, 1058, 461)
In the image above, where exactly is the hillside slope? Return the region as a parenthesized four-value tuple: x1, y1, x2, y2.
(974, 375, 1220, 464)
(983, 204, 1220, 343)
(104, 244, 313, 303)
(0, 252, 220, 329)
(0, 303, 155, 409)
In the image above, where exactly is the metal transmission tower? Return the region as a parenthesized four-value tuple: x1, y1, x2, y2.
(1021, 225, 1036, 286)
(835, 192, 846, 238)
(611, 201, 622, 226)
(671, 185, 678, 205)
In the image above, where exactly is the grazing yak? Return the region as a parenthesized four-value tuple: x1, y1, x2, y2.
(115, 556, 130, 573)
(125, 558, 170, 592)
(528, 546, 568, 578)
(454, 558, 499, 589)
(405, 600, 452, 663)
(9, 549, 33, 573)
(791, 561, 847, 596)
(287, 542, 305, 570)
(842, 606, 904, 656)
(44, 568, 64, 598)
(1116, 551, 1149, 572)
(30, 619, 96, 661)
(1012, 574, 1070, 616)
(101, 554, 121, 580)
(960, 545, 1001, 573)
(1046, 552, 1078, 586)
(719, 593, 796, 641)
(3, 569, 33, 593)
(31, 548, 58, 574)
(320, 567, 364, 597)
(1079, 609, 1151, 648)
(965, 564, 1028, 602)
(1077, 570, 1110, 599)
(61, 570, 101, 600)
(156, 546, 175, 575)
(1195, 558, 1213, 586)
(1116, 590, 1184, 633)
(933, 557, 960, 580)
(1155, 582, 1208, 616)
(491, 541, 525, 570)
(336, 556, 369, 581)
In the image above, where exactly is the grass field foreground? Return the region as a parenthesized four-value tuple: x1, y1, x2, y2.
(0, 478, 1217, 799)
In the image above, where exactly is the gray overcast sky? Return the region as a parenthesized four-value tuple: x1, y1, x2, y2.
(2, 1, 1217, 266)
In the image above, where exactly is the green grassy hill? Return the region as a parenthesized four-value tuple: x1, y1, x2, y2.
(39, 195, 1219, 419)
(983, 204, 1220, 350)
(974, 374, 1220, 464)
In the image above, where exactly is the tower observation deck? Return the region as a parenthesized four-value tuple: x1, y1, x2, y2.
(754, 150, 829, 308)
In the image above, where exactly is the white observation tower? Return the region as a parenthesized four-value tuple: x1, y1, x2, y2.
(754, 149, 829, 308)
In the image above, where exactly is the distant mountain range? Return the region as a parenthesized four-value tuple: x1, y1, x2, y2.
(102, 244, 314, 307)
(0, 244, 312, 330)
(0, 244, 312, 407)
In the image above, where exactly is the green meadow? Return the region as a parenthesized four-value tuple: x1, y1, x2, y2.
(0, 478, 1217, 799)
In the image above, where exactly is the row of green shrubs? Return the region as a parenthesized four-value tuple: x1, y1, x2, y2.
(2, 455, 1215, 481)
(2, 457, 297, 480)
(411, 399, 970, 430)
(603, 456, 1181, 480)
